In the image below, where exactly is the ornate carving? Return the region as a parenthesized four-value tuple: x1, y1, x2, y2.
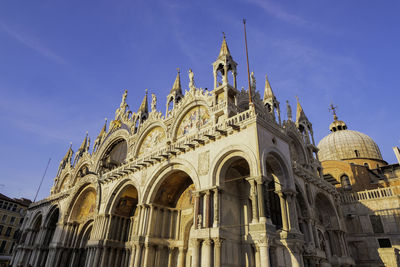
(198, 151, 210, 175)
(151, 93, 157, 112)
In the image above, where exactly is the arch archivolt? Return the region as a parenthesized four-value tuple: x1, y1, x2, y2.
(170, 99, 211, 141)
(142, 158, 200, 204)
(287, 130, 309, 165)
(93, 129, 130, 172)
(211, 144, 259, 186)
(261, 147, 294, 191)
(104, 178, 140, 215)
(27, 210, 43, 229)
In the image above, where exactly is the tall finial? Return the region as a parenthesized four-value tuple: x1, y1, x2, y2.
(222, 32, 226, 39)
(329, 103, 338, 120)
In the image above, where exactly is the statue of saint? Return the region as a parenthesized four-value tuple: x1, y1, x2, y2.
(151, 93, 157, 112)
(286, 100, 292, 121)
(189, 69, 195, 88)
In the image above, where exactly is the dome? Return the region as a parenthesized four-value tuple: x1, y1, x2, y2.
(318, 117, 383, 162)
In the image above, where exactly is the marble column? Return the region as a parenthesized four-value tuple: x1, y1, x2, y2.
(285, 191, 299, 232)
(204, 191, 211, 228)
(167, 246, 174, 266)
(278, 192, 289, 231)
(258, 236, 270, 267)
(133, 244, 142, 267)
(177, 247, 186, 267)
(213, 188, 219, 227)
(202, 239, 212, 267)
(257, 180, 267, 222)
(214, 238, 223, 267)
(250, 180, 259, 223)
(191, 239, 200, 267)
(194, 193, 200, 229)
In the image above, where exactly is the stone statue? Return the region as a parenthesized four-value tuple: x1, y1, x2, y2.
(189, 69, 195, 88)
(120, 90, 128, 108)
(197, 214, 202, 229)
(286, 100, 292, 121)
(251, 71, 256, 89)
(151, 93, 157, 112)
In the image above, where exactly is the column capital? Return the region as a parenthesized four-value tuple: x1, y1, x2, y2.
(213, 237, 223, 247)
(203, 238, 213, 246)
(257, 234, 270, 247)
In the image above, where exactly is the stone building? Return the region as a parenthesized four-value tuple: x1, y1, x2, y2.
(318, 113, 400, 266)
(0, 194, 31, 267)
(12, 36, 399, 267)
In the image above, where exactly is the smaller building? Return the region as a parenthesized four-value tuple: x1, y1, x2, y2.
(0, 194, 31, 267)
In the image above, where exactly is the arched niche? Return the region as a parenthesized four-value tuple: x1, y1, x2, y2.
(111, 184, 139, 217)
(175, 105, 210, 138)
(99, 139, 127, 173)
(69, 187, 97, 222)
(153, 170, 194, 208)
(265, 152, 289, 191)
(136, 126, 166, 157)
(288, 134, 307, 165)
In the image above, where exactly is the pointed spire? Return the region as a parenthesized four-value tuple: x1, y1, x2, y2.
(138, 89, 148, 114)
(63, 142, 74, 163)
(218, 33, 232, 58)
(99, 118, 107, 136)
(263, 74, 275, 101)
(295, 96, 308, 124)
(78, 132, 88, 152)
(170, 68, 182, 95)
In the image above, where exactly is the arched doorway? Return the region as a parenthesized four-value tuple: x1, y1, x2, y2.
(40, 207, 60, 266)
(220, 156, 253, 267)
(106, 184, 139, 267)
(138, 170, 195, 267)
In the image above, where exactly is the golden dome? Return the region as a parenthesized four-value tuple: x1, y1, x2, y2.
(318, 118, 383, 162)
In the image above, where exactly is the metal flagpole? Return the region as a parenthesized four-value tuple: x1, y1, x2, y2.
(243, 19, 253, 105)
(34, 158, 51, 202)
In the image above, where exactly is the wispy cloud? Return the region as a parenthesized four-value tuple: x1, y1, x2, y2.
(0, 21, 66, 65)
(248, 0, 307, 27)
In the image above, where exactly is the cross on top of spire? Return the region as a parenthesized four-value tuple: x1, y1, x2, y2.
(329, 103, 338, 120)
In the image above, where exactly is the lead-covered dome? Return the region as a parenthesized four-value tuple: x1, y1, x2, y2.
(318, 117, 383, 162)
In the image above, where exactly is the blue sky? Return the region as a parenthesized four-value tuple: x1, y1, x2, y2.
(0, 0, 399, 200)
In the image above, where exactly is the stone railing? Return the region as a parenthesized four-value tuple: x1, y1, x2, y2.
(341, 186, 400, 203)
(101, 109, 257, 181)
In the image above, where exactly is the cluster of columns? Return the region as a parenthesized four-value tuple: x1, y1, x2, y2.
(191, 237, 223, 267)
(134, 204, 181, 239)
(193, 188, 219, 230)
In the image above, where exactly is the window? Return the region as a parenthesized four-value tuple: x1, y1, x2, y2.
(354, 150, 360, 157)
(1, 201, 7, 209)
(0, 225, 3, 235)
(5, 227, 11, 237)
(19, 218, 24, 225)
(370, 215, 384, 233)
(341, 175, 352, 190)
(13, 230, 19, 239)
(378, 238, 392, 248)
(1, 215, 6, 223)
(12, 204, 17, 212)
(0, 240, 6, 253)
(10, 217, 15, 225)
(364, 163, 369, 169)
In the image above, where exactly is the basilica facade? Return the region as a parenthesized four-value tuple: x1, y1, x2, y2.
(10, 37, 399, 267)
